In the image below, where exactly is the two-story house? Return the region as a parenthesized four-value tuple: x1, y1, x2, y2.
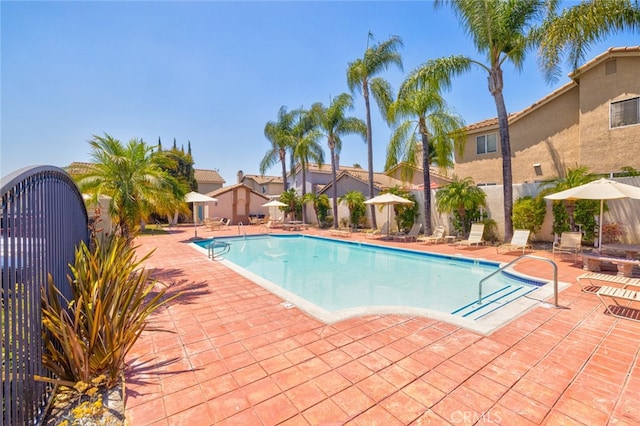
(237, 170, 284, 197)
(455, 46, 640, 185)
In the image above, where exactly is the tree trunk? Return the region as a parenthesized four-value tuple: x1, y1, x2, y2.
(420, 127, 433, 236)
(301, 166, 307, 224)
(489, 67, 514, 241)
(330, 143, 339, 229)
(280, 149, 288, 192)
(364, 83, 377, 229)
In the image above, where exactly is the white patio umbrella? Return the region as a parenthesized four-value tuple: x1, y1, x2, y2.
(262, 199, 288, 221)
(544, 178, 640, 251)
(364, 193, 413, 238)
(185, 191, 218, 238)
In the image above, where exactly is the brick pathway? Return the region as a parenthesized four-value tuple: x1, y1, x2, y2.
(125, 225, 640, 425)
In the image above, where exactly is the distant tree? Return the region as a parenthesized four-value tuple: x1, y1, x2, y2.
(435, 175, 487, 235)
(74, 133, 188, 241)
(311, 94, 366, 228)
(303, 192, 331, 227)
(261, 106, 296, 191)
(387, 67, 466, 235)
(347, 34, 403, 228)
(339, 190, 366, 230)
(279, 188, 302, 221)
(165, 146, 197, 192)
(291, 107, 324, 223)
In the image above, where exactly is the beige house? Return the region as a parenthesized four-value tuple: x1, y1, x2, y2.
(454, 46, 640, 185)
(204, 183, 270, 225)
(237, 170, 284, 196)
(195, 169, 225, 194)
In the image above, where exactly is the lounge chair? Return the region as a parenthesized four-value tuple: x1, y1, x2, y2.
(417, 225, 445, 244)
(496, 229, 532, 254)
(552, 231, 582, 264)
(455, 223, 485, 248)
(596, 286, 640, 322)
(330, 228, 351, 238)
(576, 272, 640, 293)
(393, 223, 422, 242)
(365, 221, 389, 239)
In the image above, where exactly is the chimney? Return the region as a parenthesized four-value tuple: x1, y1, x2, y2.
(237, 170, 244, 183)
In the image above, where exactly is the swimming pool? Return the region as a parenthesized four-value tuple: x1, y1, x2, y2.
(193, 235, 559, 333)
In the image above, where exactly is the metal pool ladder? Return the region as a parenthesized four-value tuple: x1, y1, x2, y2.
(477, 254, 559, 307)
(208, 240, 231, 260)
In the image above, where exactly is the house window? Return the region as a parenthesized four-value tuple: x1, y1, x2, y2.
(476, 133, 497, 154)
(611, 97, 639, 128)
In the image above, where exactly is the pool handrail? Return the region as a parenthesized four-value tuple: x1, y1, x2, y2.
(478, 254, 559, 308)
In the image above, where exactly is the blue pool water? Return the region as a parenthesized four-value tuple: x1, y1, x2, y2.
(194, 235, 547, 323)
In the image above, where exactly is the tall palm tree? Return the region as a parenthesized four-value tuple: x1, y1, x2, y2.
(435, 175, 487, 235)
(432, 0, 556, 241)
(261, 106, 296, 191)
(291, 107, 324, 224)
(311, 94, 367, 229)
(387, 72, 466, 236)
(347, 34, 403, 228)
(74, 133, 187, 241)
(537, 0, 640, 83)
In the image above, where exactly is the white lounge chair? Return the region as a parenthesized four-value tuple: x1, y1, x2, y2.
(365, 221, 389, 239)
(553, 231, 582, 264)
(496, 229, 532, 254)
(596, 286, 640, 322)
(455, 223, 485, 248)
(417, 225, 445, 244)
(393, 223, 422, 242)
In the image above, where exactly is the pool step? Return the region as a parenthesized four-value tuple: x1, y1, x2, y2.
(452, 284, 536, 320)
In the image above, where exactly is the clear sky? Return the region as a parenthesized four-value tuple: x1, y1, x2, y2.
(2, 1, 637, 185)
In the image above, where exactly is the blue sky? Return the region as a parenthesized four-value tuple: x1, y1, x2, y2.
(2, 1, 637, 185)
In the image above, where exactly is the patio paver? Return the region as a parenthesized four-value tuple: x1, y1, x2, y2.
(125, 225, 640, 425)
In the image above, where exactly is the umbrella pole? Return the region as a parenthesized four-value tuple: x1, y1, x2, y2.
(598, 199, 604, 253)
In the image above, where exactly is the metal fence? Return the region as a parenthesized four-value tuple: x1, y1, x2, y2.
(2, 166, 88, 425)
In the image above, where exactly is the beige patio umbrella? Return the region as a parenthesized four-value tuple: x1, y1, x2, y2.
(364, 193, 413, 238)
(544, 178, 640, 251)
(185, 191, 218, 238)
(262, 199, 288, 221)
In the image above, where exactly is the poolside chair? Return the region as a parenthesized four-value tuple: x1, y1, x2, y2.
(455, 223, 485, 248)
(496, 229, 532, 254)
(365, 221, 389, 239)
(393, 223, 422, 242)
(417, 225, 445, 244)
(553, 231, 582, 264)
(596, 286, 640, 322)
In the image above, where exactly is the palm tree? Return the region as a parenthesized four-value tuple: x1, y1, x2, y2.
(302, 192, 331, 227)
(347, 34, 403, 229)
(339, 190, 366, 230)
(539, 166, 596, 232)
(387, 72, 466, 236)
(74, 133, 187, 241)
(261, 106, 296, 191)
(291, 107, 324, 224)
(431, 0, 555, 241)
(537, 0, 640, 83)
(435, 175, 487, 235)
(311, 94, 367, 229)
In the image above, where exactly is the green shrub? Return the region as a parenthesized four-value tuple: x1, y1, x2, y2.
(512, 196, 546, 236)
(41, 235, 178, 388)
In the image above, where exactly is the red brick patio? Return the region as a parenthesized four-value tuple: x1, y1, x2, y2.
(125, 224, 640, 425)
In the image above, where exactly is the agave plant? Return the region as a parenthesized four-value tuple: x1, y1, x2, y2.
(41, 234, 178, 388)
